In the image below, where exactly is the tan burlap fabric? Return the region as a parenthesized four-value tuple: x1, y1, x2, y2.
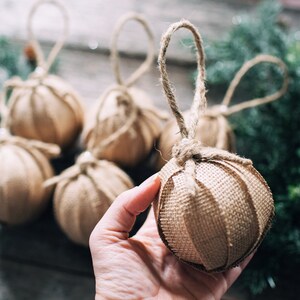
(154, 20, 275, 272)
(157, 55, 288, 169)
(0, 128, 60, 225)
(44, 151, 134, 246)
(4, 0, 84, 149)
(83, 13, 166, 167)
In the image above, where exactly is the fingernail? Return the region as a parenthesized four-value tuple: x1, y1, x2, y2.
(139, 173, 159, 187)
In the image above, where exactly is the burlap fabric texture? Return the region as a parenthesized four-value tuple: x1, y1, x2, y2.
(44, 151, 134, 246)
(83, 13, 166, 167)
(0, 129, 60, 225)
(157, 54, 288, 169)
(154, 20, 276, 272)
(4, 0, 84, 149)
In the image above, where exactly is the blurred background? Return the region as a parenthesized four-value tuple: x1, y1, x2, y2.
(0, 0, 300, 299)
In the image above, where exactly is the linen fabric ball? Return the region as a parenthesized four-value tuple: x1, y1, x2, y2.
(0, 132, 58, 225)
(5, 74, 84, 149)
(53, 153, 134, 245)
(83, 87, 163, 167)
(154, 146, 274, 272)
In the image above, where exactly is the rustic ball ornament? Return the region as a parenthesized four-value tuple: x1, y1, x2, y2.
(157, 54, 288, 169)
(154, 20, 276, 272)
(0, 129, 60, 225)
(83, 13, 165, 167)
(4, 0, 84, 149)
(45, 151, 134, 246)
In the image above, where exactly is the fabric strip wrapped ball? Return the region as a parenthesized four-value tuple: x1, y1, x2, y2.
(0, 129, 60, 225)
(157, 54, 288, 169)
(154, 20, 275, 272)
(45, 151, 134, 246)
(83, 86, 163, 167)
(83, 13, 165, 167)
(5, 74, 84, 149)
(3, 0, 84, 149)
(155, 143, 274, 272)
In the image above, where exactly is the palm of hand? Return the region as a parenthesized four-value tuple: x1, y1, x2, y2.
(90, 178, 251, 300)
(91, 209, 247, 300)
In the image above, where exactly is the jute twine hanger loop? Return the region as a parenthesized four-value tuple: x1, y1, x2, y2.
(28, 0, 69, 77)
(219, 54, 289, 116)
(2, 0, 68, 92)
(158, 19, 251, 195)
(2, 0, 69, 98)
(111, 12, 155, 88)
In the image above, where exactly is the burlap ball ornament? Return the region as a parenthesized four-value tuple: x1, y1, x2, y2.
(45, 151, 134, 246)
(4, 0, 84, 149)
(154, 20, 276, 272)
(83, 13, 165, 167)
(156, 54, 288, 169)
(0, 126, 60, 225)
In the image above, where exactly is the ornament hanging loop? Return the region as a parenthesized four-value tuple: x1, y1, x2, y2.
(158, 19, 207, 142)
(27, 0, 69, 75)
(222, 54, 289, 116)
(111, 12, 155, 88)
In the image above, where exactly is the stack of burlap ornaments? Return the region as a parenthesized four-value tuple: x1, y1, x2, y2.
(3, 0, 84, 150)
(154, 20, 279, 272)
(156, 54, 288, 169)
(0, 93, 60, 225)
(83, 13, 166, 167)
(45, 13, 164, 246)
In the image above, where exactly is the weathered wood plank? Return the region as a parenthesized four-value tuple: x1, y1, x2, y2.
(1, 0, 298, 63)
(0, 0, 254, 62)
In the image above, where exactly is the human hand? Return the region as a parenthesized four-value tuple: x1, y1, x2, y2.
(89, 174, 252, 300)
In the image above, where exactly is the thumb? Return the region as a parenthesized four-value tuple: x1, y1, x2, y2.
(89, 174, 160, 246)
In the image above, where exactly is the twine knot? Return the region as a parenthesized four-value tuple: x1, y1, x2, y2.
(77, 151, 98, 173)
(116, 90, 132, 107)
(173, 138, 202, 166)
(204, 105, 228, 118)
(44, 151, 101, 188)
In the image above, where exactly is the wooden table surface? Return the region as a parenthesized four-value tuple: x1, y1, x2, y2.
(0, 1, 299, 299)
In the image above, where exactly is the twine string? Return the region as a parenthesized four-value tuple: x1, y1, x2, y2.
(222, 54, 289, 116)
(158, 20, 207, 141)
(44, 151, 99, 187)
(91, 85, 139, 157)
(158, 20, 252, 174)
(43, 152, 118, 206)
(158, 20, 208, 196)
(111, 12, 155, 87)
(0, 130, 60, 158)
(27, 0, 69, 75)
